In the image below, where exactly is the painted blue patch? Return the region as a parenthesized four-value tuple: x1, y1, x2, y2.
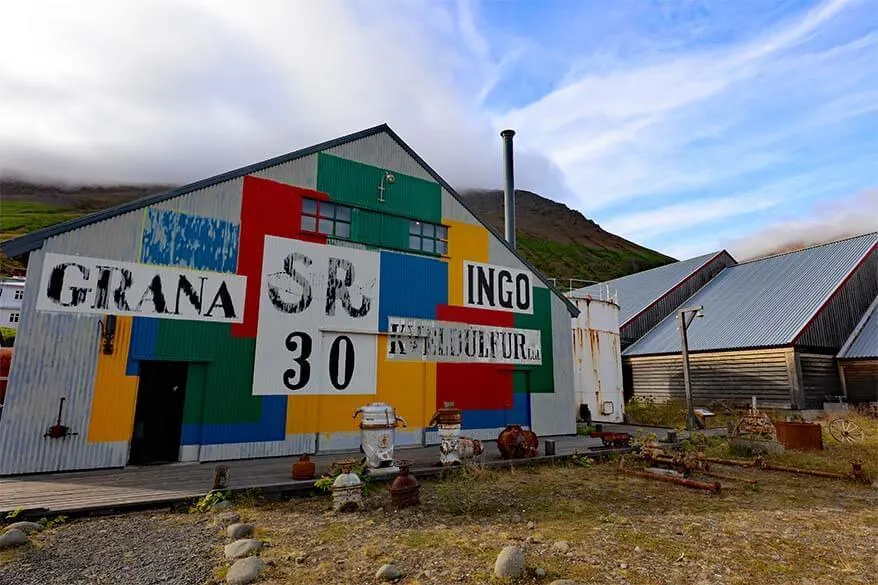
(141, 208, 240, 273)
(378, 251, 447, 332)
(126, 317, 158, 375)
(461, 390, 530, 430)
(181, 396, 287, 445)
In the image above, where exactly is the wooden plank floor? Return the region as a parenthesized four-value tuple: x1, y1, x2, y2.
(0, 434, 608, 516)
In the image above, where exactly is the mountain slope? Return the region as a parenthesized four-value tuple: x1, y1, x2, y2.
(460, 189, 674, 283)
(1, 180, 674, 282)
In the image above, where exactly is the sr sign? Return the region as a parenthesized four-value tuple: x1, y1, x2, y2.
(463, 261, 533, 314)
(252, 236, 379, 395)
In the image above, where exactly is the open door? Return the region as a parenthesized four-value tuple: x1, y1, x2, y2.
(129, 361, 188, 465)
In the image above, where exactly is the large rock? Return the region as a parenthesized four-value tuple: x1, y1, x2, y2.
(216, 512, 241, 528)
(226, 556, 265, 585)
(224, 539, 263, 560)
(376, 563, 402, 581)
(494, 545, 526, 579)
(0, 529, 27, 549)
(227, 523, 254, 540)
(552, 541, 571, 553)
(5, 521, 42, 535)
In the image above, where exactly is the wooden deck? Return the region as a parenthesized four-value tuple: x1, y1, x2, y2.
(0, 433, 616, 517)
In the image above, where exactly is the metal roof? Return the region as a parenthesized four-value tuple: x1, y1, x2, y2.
(0, 123, 578, 316)
(838, 294, 878, 359)
(574, 250, 732, 326)
(624, 232, 878, 357)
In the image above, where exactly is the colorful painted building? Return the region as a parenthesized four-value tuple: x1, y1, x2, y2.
(0, 124, 578, 475)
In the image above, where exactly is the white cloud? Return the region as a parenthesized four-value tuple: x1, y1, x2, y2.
(726, 188, 878, 260)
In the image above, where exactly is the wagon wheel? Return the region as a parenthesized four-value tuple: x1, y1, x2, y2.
(828, 418, 864, 444)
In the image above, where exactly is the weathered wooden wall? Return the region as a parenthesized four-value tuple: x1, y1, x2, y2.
(839, 360, 878, 403)
(797, 353, 843, 407)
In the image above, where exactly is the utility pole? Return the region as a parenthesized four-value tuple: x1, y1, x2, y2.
(677, 305, 704, 431)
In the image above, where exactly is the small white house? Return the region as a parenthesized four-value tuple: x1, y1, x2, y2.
(0, 276, 26, 331)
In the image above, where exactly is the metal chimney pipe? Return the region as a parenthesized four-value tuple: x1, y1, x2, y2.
(501, 129, 516, 248)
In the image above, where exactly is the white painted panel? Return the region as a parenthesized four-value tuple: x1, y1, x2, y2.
(530, 295, 577, 435)
(253, 236, 380, 395)
(197, 433, 317, 462)
(153, 177, 243, 223)
(463, 261, 534, 314)
(35, 253, 246, 323)
(572, 298, 624, 423)
(441, 189, 482, 225)
(253, 155, 318, 190)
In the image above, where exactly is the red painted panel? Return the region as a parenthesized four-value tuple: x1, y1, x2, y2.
(436, 305, 514, 411)
(233, 176, 328, 338)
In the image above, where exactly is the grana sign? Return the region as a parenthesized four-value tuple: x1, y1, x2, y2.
(252, 236, 380, 395)
(386, 317, 542, 365)
(35, 253, 246, 323)
(463, 261, 533, 314)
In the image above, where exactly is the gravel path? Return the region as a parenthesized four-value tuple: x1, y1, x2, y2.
(0, 511, 222, 585)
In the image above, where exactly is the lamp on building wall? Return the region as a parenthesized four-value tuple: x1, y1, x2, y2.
(100, 315, 117, 355)
(378, 171, 395, 203)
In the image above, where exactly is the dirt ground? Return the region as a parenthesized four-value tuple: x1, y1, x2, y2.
(3, 414, 877, 585)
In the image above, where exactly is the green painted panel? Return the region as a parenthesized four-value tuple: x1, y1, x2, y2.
(350, 208, 382, 247)
(380, 215, 411, 250)
(317, 153, 441, 223)
(514, 288, 555, 393)
(183, 363, 208, 425)
(155, 320, 262, 423)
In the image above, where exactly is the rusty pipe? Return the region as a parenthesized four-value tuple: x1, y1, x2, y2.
(620, 467, 721, 493)
(697, 455, 757, 468)
(758, 462, 855, 480)
(695, 469, 758, 485)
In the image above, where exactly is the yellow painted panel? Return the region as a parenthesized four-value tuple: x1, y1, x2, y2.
(445, 219, 489, 306)
(286, 336, 437, 434)
(88, 317, 140, 443)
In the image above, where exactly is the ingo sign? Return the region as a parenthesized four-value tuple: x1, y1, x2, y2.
(35, 253, 246, 323)
(252, 236, 380, 395)
(463, 261, 533, 314)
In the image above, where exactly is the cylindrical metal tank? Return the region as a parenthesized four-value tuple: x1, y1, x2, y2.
(352, 402, 407, 469)
(568, 294, 624, 423)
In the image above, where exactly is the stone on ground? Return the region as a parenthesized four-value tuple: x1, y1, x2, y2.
(535, 567, 547, 577)
(226, 523, 254, 540)
(226, 556, 265, 585)
(526, 521, 536, 529)
(216, 512, 241, 527)
(552, 540, 571, 553)
(549, 581, 579, 585)
(0, 529, 27, 550)
(375, 563, 402, 581)
(494, 545, 526, 579)
(212, 500, 234, 512)
(224, 539, 263, 560)
(5, 522, 43, 535)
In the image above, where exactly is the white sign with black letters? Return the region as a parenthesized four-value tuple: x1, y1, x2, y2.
(463, 260, 533, 314)
(252, 236, 380, 395)
(35, 253, 246, 323)
(386, 317, 542, 365)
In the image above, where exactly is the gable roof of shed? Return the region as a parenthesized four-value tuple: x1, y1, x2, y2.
(574, 250, 734, 327)
(623, 232, 878, 357)
(838, 293, 878, 360)
(0, 123, 578, 316)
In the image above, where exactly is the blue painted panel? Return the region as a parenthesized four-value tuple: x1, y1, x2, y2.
(461, 390, 530, 429)
(181, 396, 287, 445)
(141, 208, 240, 273)
(126, 317, 158, 375)
(378, 251, 448, 331)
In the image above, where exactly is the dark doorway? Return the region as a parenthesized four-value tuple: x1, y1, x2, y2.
(129, 361, 188, 465)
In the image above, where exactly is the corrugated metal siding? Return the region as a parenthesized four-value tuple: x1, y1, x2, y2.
(622, 253, 734, 344)
(797, 353, 842, 407)
(576, 251, 732, 325)
(626, 348, 796, 408)
(323, 132, 434, 181)
(838, 295, 878, 359)
(840, 361, 878, 403)
(251, 155, 318, 190)
(441, 188, 482, 225)
(530, 293, 576, 436)
(151, 177, 244, 223)
(798, 247, 878, 349)
(625, 233, 878, 356)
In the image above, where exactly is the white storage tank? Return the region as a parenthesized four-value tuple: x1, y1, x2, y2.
(568, 292, 624, 423)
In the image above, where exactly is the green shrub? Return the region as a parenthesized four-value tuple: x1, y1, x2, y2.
(0, 327, 14, 347)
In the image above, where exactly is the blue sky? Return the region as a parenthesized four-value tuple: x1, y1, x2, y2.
(1, 0, 876, 261)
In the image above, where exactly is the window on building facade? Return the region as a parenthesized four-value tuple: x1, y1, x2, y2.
(409, 221, 448, 255)
(13, 290, 23, 301)
(9, 313, 19, 323)
(300, 198, 351, 239)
